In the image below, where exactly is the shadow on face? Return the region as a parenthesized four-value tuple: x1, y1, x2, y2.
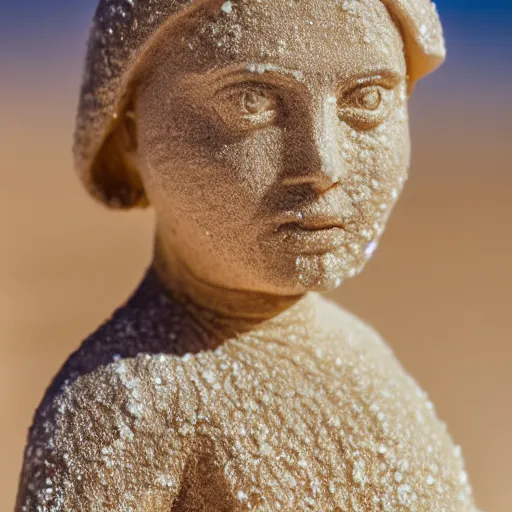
(120, 0, 411, 296)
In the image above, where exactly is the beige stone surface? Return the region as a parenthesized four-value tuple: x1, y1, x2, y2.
(1, 66, 511, 511)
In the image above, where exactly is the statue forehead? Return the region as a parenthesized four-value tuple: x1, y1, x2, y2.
(144, 0, 405, 82)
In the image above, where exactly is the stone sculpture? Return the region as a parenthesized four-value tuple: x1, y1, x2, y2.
(16, 0, 479, 510)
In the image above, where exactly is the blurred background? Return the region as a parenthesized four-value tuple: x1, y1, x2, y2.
(1, 1, 510, 510)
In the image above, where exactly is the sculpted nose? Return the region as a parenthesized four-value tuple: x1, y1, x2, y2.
(282, 96, 345, 193)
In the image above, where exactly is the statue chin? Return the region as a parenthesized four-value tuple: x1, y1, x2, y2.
(291, 250, 368, 293)
(257, 252, 364, 295)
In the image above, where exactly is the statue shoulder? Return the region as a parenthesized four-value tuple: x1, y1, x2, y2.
(16, 355, 190, 511)
(315, 297, 477, 510)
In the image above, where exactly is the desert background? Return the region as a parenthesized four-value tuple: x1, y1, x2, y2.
(1, 1, 511, 510)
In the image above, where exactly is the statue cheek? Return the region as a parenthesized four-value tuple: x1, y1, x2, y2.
(335, 120, 408, 231)
(208, 128, 285, 195)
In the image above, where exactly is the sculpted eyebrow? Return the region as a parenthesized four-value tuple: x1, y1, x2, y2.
(204, 64, 404, 90)
(204, 62, 305, 86)
(348, 69, 403, 87)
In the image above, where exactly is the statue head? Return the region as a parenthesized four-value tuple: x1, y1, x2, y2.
(74, 0, 445, 296)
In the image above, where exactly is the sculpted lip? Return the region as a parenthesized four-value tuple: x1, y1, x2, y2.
(270, 213, 348, 254)
(279, 220, 345, 232)
(275, 213, 347, 232)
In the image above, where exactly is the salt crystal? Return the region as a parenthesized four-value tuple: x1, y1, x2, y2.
(364, 240, 378, 258)
(221, 1, 233, 14)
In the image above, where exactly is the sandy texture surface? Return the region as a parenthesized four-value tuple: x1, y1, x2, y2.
(1, 71, 511, 510)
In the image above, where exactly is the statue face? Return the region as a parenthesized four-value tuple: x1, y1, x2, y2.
(133, 0, 409, 295)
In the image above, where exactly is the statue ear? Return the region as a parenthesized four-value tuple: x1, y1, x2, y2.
(89, 97, 149, 209)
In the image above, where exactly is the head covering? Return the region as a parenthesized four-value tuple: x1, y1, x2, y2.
(74, 0, 446, 208)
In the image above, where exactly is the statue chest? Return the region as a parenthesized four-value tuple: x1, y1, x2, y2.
(103, 337, 465, 511)
(169, 344, 396, 511)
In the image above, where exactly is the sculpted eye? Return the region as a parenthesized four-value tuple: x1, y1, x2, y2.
(213, 84, 279, 133)
(337, 83, 397, 131)
(241, 89, 274, 114)
(348, 86, 382, 111)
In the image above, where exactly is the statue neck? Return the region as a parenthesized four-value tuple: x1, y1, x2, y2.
(150, 236, 319, 343)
